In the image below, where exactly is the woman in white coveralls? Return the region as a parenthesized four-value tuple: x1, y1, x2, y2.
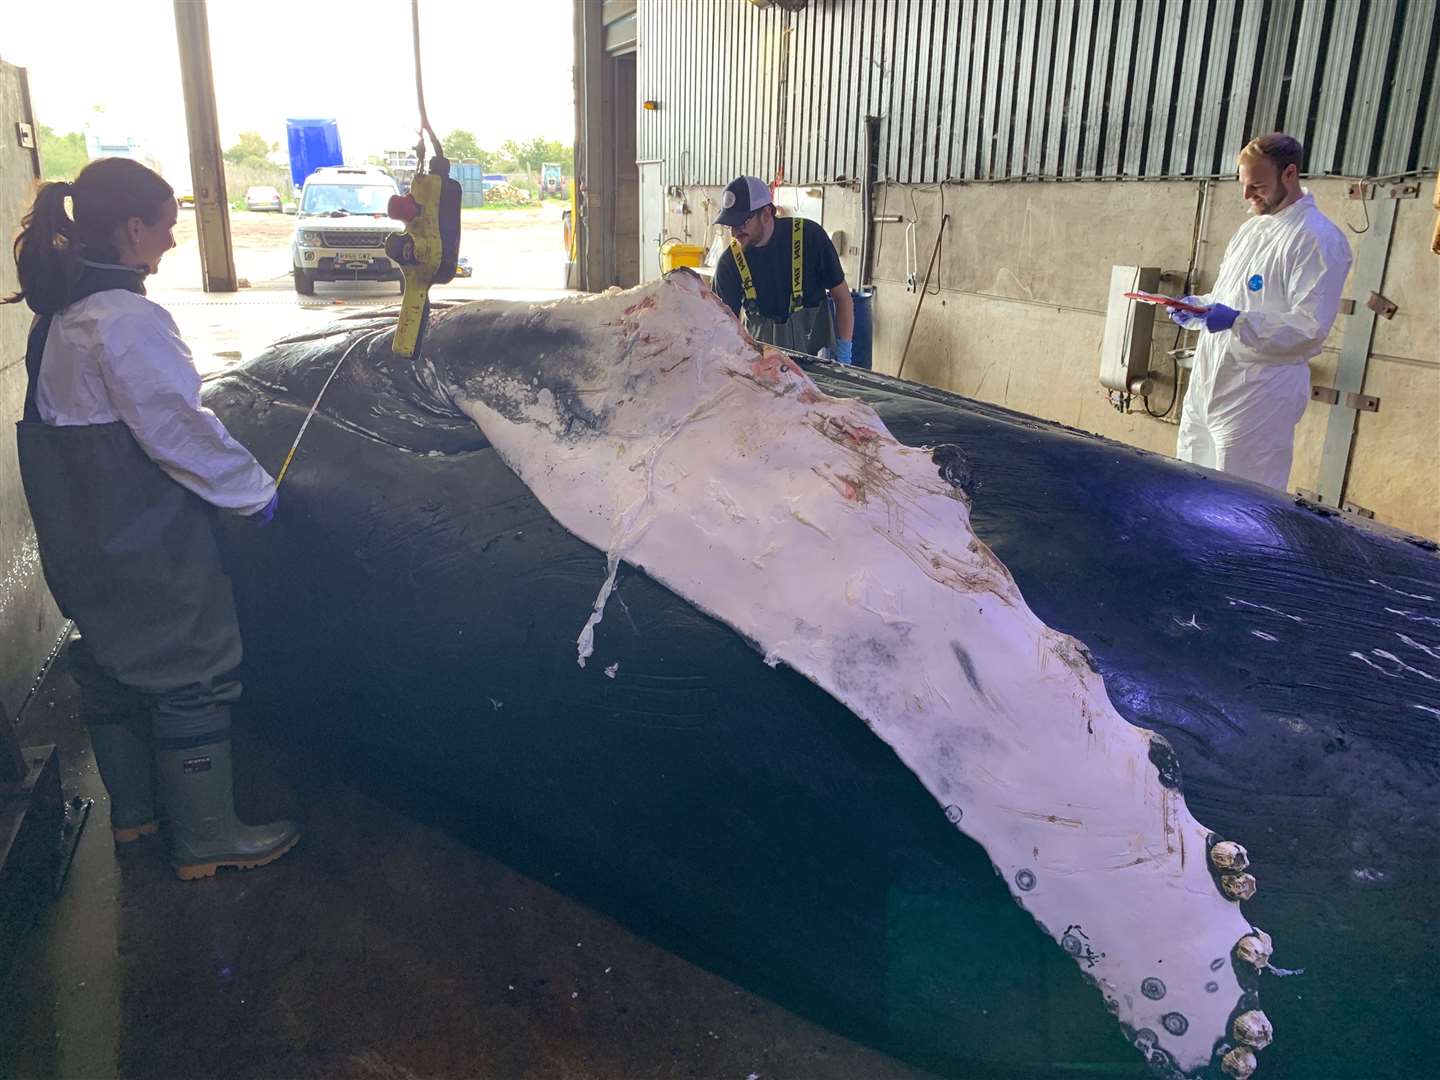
(6, 157, 299, 879)
(1170, 132, 1352, 492)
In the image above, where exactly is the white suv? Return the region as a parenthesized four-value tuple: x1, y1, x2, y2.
(291, 166, 404, 295)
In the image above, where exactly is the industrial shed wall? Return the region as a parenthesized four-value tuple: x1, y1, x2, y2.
(0, 61, 64, 722)
(638, 0, 1440, 186)
(636, 0, 1440, 541)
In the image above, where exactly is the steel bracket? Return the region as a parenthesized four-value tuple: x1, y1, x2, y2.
(1348, 181, 1422, 201)
(15, 121, 34, 150)
(1311, 386, 1380, 412)
(1342, 501, 1375, 519)
(1365, 291, 1397, 319)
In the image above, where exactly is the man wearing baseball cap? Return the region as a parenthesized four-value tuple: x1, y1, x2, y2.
(711, 175, 855, 363)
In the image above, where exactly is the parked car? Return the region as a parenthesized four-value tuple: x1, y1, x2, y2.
(290, 166, 404, 296)
(245, 185, 283, 212)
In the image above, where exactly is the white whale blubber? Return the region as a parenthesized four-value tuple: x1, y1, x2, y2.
(451, 272, 1272, 1075)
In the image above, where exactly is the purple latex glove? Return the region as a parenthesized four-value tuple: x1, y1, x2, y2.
(1203, 302, 1239, 333)
(1167, 296, 1207, 331)
(253, 491, 278, 525)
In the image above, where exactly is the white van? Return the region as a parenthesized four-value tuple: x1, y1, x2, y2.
(290, 166, 403, 295)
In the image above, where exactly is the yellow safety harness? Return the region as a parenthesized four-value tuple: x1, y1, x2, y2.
(729, 217, 805, 319)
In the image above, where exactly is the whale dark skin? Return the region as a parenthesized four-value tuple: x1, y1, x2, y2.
(202, 297, 1440, 1080)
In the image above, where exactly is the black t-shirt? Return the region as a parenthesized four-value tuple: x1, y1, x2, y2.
(713, 216, 845, 321)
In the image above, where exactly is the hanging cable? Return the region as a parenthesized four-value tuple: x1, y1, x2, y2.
(411, 0, 443, 162)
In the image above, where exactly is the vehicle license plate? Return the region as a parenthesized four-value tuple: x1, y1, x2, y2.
(336, 252, 371, 267)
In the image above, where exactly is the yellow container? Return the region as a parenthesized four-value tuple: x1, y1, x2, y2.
(660, 241, 706, 273)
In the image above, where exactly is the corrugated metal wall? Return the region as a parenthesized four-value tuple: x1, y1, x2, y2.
(636, 0, 1440, 186)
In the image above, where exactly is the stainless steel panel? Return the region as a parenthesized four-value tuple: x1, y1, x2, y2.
(1099, 265, 1162, 391)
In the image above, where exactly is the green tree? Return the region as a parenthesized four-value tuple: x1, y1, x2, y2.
(38, 125, 89, 180)
(444, 129, 486, 163)
(539, 139, 572, 168)
(224, 131, 276, 167)
(499, 138, 525, 176)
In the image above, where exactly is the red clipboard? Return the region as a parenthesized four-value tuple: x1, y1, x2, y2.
(1124, 290, 1209, 315)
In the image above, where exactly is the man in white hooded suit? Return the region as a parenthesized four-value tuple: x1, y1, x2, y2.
(1171, 132, 1352, 492)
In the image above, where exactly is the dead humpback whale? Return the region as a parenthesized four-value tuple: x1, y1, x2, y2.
(204, 272, 1440, 1080)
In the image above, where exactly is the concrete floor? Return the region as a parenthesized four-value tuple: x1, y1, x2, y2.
(1, 640, 938, 1080)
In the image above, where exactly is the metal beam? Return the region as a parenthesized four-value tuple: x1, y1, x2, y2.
(577, 0, 615, 292)
(172, 0, 237, 293)
(1314, 196, 1399, 507)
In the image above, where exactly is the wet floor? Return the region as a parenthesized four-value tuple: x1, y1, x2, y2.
(0, 642, 937, 1080)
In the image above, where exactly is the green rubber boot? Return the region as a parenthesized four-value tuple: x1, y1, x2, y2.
(154, 738, 299, 881)
(87, 719, 159, 843)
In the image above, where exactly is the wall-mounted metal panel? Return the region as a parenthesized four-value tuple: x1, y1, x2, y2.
(1025, 0, 1057, 178)
(1122, 0, 1159, 177)
(1380, 0, 1438, 176)
(1308, 0, 1361, 173)
(635, 0, 1440, 186)
(1343, 0, 1400, 177)
(1249, 0, 1296, 136)
(1220, 0, 1264, 172)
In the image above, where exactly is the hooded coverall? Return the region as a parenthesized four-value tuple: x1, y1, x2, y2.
(1176, 191, 1352, 491)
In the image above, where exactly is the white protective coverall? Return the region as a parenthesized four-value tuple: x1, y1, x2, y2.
(1176, 190, 1352, 491)
(36, 289, 276, 513)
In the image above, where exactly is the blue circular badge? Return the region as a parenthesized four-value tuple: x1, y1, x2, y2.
(1247, 274, 1264, 292)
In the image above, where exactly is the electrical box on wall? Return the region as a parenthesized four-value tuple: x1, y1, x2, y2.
(1099, 265, 1160, 393)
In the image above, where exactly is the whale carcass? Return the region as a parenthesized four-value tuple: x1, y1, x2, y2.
(204, 272, 1440, 1080)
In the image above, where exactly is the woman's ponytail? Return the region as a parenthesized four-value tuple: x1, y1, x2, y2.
(5, 178, 83, 315)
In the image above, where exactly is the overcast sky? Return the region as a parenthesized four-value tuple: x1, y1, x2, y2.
(5, 0, 575, 179)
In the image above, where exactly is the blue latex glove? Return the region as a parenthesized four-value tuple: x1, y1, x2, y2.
(1203, 302, 1239, 333)
(253, 491, 278, 525)
(835, 338, 854, 365)
(1167, 296, 1207, 330)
